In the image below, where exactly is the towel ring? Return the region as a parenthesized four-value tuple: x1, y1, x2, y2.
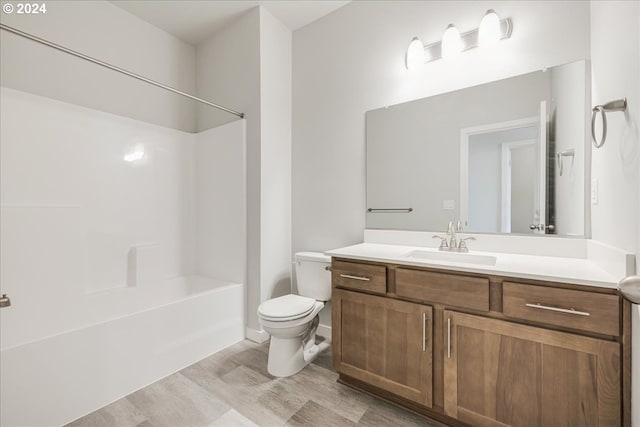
(591, 98, 627, 148)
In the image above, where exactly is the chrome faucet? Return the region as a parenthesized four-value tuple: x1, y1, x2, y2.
(447, 221, 457, 249)
(433, 221, 475, 253)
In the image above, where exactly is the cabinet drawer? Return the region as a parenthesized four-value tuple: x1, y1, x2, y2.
(395, 268, 489, 311)
(503, 282, 620, 336)
(332, 260, 386, 294)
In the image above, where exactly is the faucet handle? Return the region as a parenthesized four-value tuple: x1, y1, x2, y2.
(433, 235, 449, 250)
(457, 236, 476, 252)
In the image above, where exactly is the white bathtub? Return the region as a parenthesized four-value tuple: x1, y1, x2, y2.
(0, 276, 245, 427)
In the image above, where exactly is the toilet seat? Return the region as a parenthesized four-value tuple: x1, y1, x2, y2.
(258, 294, 317, 322)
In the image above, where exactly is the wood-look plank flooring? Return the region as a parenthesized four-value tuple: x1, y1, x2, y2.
(67, 339, 437, 427)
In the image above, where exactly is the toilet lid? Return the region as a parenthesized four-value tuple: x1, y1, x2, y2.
(258, 294, 317, 321)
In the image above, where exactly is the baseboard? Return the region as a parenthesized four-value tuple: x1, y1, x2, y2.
(317, 324, 332, 341)
(245, 326, 270, 343)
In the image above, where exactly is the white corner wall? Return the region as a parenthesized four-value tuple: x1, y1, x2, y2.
(551, 61, 587, 237)
(0, 0, 196, 132)
(590, 1, 640, 255)
(196, 7, 292, 333)
(292, 1, 591, 256)
(589, 2, 640, 426)
(195, 9, 260, 133)
(259, 8, 293, 305)
(196, 8, 263, 331)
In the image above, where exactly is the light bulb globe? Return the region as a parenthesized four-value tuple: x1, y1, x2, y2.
(405, 37, 426, 69)
(479, 9, 501, 47)
(441, 24, 462, 59)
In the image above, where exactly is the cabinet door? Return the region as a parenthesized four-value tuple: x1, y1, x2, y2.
(443, 310, 620, 427)
(333, 288, 432, 407)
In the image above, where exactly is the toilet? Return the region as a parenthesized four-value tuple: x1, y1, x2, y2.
(257, 252, 331, 377)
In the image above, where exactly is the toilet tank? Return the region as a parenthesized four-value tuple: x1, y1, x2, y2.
(294, 252, 331, 301)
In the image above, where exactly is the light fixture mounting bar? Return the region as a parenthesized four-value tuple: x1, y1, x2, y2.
(422, 18, 512, 64)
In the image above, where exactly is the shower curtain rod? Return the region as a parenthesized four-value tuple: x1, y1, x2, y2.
(0, 24, 245, 119)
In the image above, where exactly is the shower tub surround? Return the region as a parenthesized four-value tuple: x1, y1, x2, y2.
(0, 87, 247, 426)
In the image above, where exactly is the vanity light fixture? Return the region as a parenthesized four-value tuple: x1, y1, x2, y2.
(405, 9, 512, 68)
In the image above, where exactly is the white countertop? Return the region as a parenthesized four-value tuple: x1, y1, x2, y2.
(326, 243, 621, 290)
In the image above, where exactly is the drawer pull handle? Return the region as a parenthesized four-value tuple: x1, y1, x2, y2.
(525, 303, 590, 317)
(339, 274, 370, 281)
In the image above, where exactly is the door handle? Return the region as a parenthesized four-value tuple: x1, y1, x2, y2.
(422, 313, 427, 352)
(447, 317, 451, 359)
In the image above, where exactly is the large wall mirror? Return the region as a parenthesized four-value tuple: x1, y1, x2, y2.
(366, 60, 589, 237)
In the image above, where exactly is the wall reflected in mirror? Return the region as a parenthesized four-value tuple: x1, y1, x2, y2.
(366, 60, 589, 237)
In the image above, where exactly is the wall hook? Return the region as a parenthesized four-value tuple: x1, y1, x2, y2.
(591, 98, 628, 148)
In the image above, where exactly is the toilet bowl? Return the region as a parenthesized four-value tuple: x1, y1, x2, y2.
(257, 252, 331, 377)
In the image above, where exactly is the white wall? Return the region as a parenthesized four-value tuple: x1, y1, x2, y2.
(468, 134, 503, 233)
(510, 144, 537, 233)
(551, 61, 587, 236)
(466, 127, 537, 234)
(196, 9, 263, 331)
(196, 120, 247, 284)
(195, 10, 259, 133)
(0, 1, 196, 132)
(590, 1, 639, 255)
(293, 0, 591, 256)
(589, 2, 640, 426)
(197, 7, 293, 334)
(259, 8, 293, 306)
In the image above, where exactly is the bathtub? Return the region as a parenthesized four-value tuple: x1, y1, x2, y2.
(0, 276, 245, 427)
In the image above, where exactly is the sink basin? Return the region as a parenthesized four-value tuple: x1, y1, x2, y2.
(405, 249, 497, 266)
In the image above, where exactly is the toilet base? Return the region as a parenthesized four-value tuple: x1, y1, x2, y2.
(267, 336, 330, 377)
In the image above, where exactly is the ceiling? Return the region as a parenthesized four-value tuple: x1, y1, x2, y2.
(111, 1, 350, 45)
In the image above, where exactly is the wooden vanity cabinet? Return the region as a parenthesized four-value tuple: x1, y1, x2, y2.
(331, 258, 630, 427)
(332, 288, 433, 407)
(444, 310, 620, 427)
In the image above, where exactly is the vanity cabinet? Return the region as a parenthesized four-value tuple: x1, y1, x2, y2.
(331, 258, 631, 427)
(443, 310, 620, 427)
(332, 288, 433, 407)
